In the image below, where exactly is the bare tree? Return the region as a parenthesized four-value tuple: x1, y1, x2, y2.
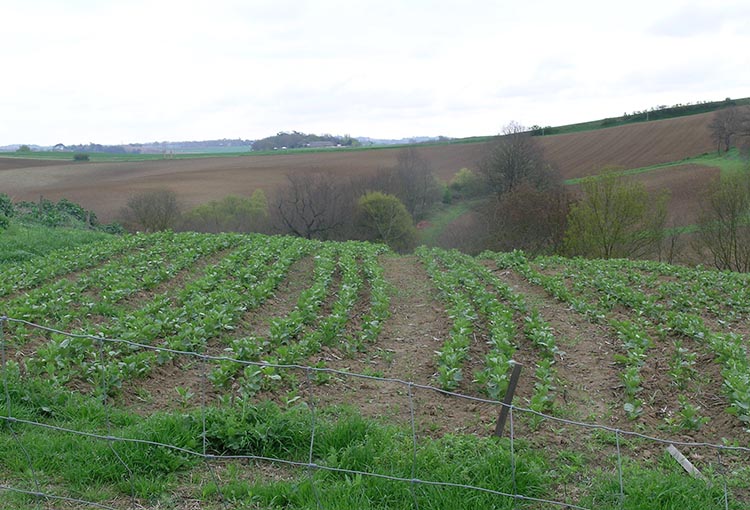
(695, 172, 750, 272)
(479, 122, 553, 198)
(121, 189, 180, 232)
(273, 171, 353, 239)
(357, 147, 440, 221)
(709, 106, 750, 153)
(392, 147, 441, 220)
(481, 182, 571, 256)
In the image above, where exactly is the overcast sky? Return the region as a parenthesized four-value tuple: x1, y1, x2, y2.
(2, 0, 749, 146)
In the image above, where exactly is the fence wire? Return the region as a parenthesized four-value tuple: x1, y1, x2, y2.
(0, 316, 747, 509)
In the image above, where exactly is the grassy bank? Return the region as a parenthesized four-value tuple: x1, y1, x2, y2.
(0, 222, 112, 264)
(0, 372, 740, 509)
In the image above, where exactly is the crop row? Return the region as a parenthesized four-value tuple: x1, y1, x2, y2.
(2, 232, 240, 334)
(0, 233, 157, 297)
(551, 256, 750, 324)
(3, 234, 392, 401)
(24, 235, 312, 391)
(215, 241, 390, 397)
(417, 247, 560, 414)
(492, 251, 747, 427)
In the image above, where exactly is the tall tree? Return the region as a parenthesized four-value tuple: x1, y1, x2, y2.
(479, 122, 552, 197)
(708, 106, 750, 153)
(273, 172, 352, 239)
(695, 171, 750, 272)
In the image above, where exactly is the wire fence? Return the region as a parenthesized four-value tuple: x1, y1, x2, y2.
(1, 315, 747, 509)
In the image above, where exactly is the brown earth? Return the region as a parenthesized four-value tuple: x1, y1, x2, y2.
(540, 112, 715, 180)
(634, 164, 719, 225)
(0, 113, 717, 223)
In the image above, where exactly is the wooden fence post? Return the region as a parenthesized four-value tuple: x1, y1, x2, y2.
(494, 363, 522, 438)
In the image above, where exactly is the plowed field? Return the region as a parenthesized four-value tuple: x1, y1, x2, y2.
(540, 112, 715, 179)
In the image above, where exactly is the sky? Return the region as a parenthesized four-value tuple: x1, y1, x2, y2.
(1, 0, 749, 146)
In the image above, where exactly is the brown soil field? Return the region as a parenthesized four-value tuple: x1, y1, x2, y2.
(634, 164, 719, 225)
(0, 149, 487, 222)
(540, 112, 715, 180)
(0, 112, 716, 222)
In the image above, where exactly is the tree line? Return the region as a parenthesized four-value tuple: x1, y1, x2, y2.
(251, 131, 358, 151)
(119, 146, 439, 252)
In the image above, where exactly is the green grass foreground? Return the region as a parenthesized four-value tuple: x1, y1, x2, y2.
(0, 222, 111, 264)
(0, 371, 740, 509)
(564, 149, 748, 186)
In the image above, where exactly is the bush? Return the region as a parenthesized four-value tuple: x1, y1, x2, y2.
(0, 193, 14, 219)
(564, 171, 668, 259)
(181, 191, 269, 233)
(73, 153, 90, 161)
(355, 191, 416, 252)
(449, 168, 484, 199)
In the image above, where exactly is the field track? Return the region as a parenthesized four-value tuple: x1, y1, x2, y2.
(0, 112, 717, 222)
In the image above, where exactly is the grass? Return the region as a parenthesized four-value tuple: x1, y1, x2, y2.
(1, 367, 746, 509)
(0, 222, 112, 264)
(564, 149, 749, 185)
(0, 372, 547, 509)
(418, 199, 481, 246)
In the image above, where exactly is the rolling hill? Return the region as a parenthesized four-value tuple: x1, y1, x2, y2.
(0, 110, 728, 224)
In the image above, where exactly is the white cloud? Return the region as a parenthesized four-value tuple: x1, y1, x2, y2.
(0, 0, 748, 145)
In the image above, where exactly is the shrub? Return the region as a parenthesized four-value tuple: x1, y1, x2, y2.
(181, 191, 269, 233)
(564, 171, 668, 259)
(355, 191, 416, 252)
(73, 153, 90, 161)
(449, 167, 484, 199)
(0, 193, 14, 218)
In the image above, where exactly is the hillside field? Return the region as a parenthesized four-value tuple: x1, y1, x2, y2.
(0, 112, 720, 224)
(1, 232, 749, 509)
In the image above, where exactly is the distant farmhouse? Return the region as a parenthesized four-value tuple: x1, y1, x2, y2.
(306, 141, 336, 148)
